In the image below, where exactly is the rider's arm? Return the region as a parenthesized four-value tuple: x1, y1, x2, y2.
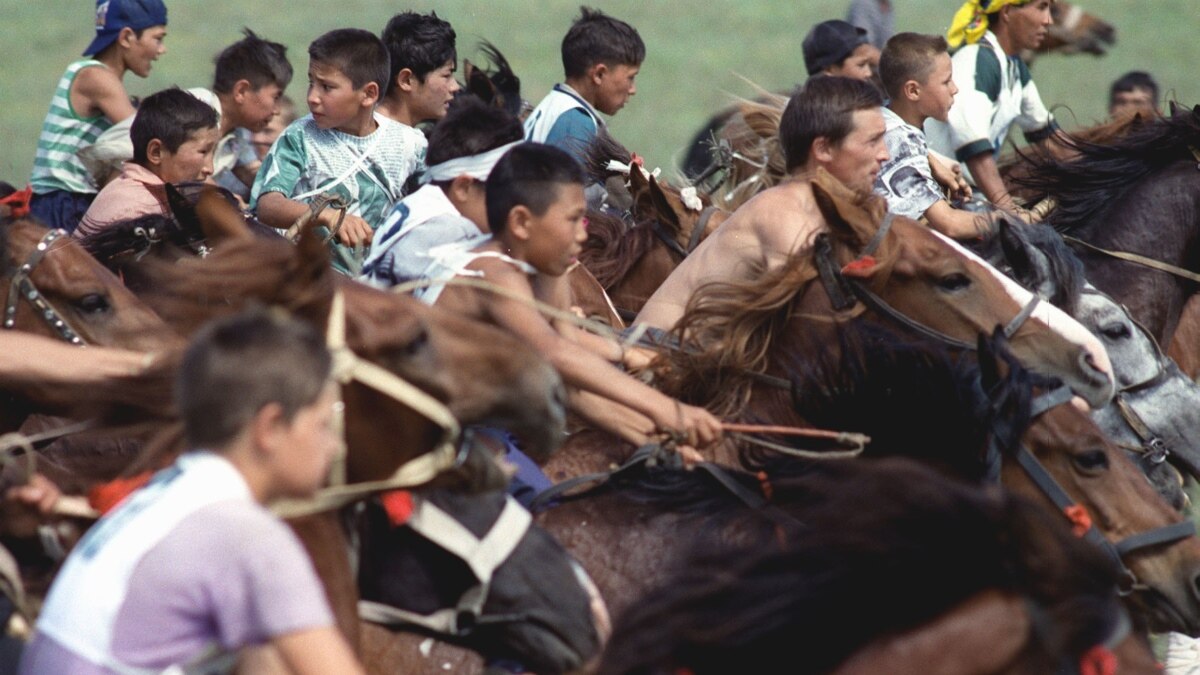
(272, 626, 366, 675)
(72, 66, 136, 124)
(923, 200, 998, 240)
(965, 152, 1021, 212)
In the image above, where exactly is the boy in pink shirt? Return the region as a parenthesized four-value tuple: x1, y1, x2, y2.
(74, 88, 218, 238)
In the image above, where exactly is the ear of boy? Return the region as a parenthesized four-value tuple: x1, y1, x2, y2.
(902, 79, 922, 102)
(145, 138, 166, 169)
(506, 205, 535, 243)
(394, 68, 418, 94)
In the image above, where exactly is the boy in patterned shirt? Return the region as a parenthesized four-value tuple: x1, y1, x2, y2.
(874, 32, 998, 239)
(251, 29, 426, 275)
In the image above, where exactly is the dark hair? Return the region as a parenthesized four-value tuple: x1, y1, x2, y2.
(561, 6, 645, 79)
(426, 97, 524, 171)
(1109, 71, 1159, 108)
(879, 32, 948, 100)
(131, 88, 218, 165)
(381, 11, 458, 96)
(486, 143, 585, 235)
(178, 307, 331, 449)
(308, 28, 389, 92)
(212, 28, 293, 94)
(780, 76, 883, 171)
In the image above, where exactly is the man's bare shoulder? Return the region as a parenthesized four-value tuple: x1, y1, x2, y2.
(730, 179, 825, 256)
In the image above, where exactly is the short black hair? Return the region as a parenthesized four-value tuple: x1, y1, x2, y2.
(779, 77, 883, 172)
(1109, 71, 1159, 108)
(212, 28, 293, 94)
(308, 28, 389, 92)
(381, 11, 458, 96)
(427, 97, 524, 171)
(486, 143, 585, 235)
(131, 88, 218, 165)
(178, 306, 331, 449)
(561, 6, 645, 79)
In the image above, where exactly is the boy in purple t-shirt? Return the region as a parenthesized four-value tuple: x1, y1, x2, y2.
(21, 309, 364, 675)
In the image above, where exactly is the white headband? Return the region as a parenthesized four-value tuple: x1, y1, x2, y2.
(426, 141, 522, 183)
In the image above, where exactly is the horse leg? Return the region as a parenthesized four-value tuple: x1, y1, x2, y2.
(288, 513, 360, 651)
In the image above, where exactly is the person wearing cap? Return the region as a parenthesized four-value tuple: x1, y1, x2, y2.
(802, 19, 878, 82)
(925, 0, 1058, 217)
(28, 0, 168, 233)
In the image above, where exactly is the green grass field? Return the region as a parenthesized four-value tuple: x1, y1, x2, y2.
(2, 1, 1197, 183)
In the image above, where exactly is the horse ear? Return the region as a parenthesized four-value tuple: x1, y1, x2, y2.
(647, 177, 681, 230)
(194, 188, 254, 246)
(809, 168, 880, 245)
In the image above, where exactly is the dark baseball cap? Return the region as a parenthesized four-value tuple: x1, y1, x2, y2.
(82, 0, 168, 57)
(802, 20, 869, 76)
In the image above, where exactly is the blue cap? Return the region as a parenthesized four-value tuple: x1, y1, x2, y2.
(82, 0, 168, 57)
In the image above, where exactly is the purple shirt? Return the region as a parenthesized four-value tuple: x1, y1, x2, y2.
(21, 498, 332, 673)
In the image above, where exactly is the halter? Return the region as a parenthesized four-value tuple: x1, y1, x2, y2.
(987, 385, 1196, 595)
(270, 290, 465, 518)
(814, 213, 1041, 351)
(651, 205, 720, 259)
(3, 229, 84, 345)
(1081, 289, 1176, 469)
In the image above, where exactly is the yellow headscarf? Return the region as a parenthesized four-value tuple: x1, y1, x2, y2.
(946, 0, 1032, 49)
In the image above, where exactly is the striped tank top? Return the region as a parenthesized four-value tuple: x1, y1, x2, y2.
(30, 59, 115, 195)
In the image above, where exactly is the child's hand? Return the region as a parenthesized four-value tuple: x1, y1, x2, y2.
(326, 212, 374, 248)
(1, 474, 63, 538)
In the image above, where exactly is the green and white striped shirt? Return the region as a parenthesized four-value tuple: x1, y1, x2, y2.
(31, 59, 115, 195)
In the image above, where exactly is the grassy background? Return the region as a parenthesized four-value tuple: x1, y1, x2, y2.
(1, 1, 1196, 184)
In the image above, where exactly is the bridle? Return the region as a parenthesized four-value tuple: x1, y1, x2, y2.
(814, 213, 1043, 351)
(651, 205, 720, 259)
(1083, 288, 1176, 470)
(2, 229, 84, 345)
(986, 384, 1196, 595)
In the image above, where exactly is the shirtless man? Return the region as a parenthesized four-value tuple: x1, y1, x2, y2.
(636, 76, 887, 332)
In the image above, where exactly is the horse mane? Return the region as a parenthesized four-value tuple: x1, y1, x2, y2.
(598, 458, 1121, 675)
(578, 209, 659, 290)
(1012, 105, 1200, 234)
(138, 228, 335, 335)
(967, 220, 1087, 316)
(655, 178, 897, 417)
(716, 91, 790, 211)
(585, 130, 634, 186)
(464, 40, 525, 119)
(77, 213, 189, 264)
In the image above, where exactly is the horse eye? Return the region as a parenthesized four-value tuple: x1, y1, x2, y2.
(936, 273, 971, 292)
(74, 293, 111, 314)
(1099, 322, 1131, 341)
(1072, 449, 1110, 473)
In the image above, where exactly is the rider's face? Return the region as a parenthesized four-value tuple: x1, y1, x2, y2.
(822, 108, 889, 193)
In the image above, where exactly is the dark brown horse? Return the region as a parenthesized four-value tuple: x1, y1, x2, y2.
(595, 458, 1154, 675)
(539, 325, 1200, 636)
(1011, 105, 1200, 348)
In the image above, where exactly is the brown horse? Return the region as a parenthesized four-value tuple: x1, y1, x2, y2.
(595, 458, 1155, 675)
(539, 324, 1200, 637)
(578, 134, 728, 320)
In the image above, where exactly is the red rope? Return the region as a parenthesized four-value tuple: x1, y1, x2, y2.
(721, 422, 865, 443)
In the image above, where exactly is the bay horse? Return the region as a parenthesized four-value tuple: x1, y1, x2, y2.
(0, 218, 179, 423)
(1010, 104, 1200, 347)
(576, 133, 728, 320)
(73, 210, 604, 669)
(539, 325, 1200, 637)
(596, 458, 1154, 675)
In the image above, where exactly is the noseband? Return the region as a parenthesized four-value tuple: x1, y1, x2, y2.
(3, 229, 84, 345)
(987, 385, 1196, 595)
(815, 213, 1041, 351)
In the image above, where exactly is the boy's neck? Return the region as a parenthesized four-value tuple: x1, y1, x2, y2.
(991, 25, 1020, 56)
(335, 110, 380, 137)
(215, 92, 239, 137)
(94, 48, 128, 80)
(887, 100, 926, 129)
(562, 76, 600, 109)
(377, 93, 419, 128)
(210, 442, 272, 504)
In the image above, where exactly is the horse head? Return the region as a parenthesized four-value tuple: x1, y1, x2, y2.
(807, 170, 1114, 407)
(1, 219, 176, 353)
(357, 488, 602, 673)
(978, 330, 1200, 636)
(1036, 0, 1117, 57)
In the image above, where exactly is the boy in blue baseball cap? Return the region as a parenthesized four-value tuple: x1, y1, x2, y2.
(29, 0, 168, 233)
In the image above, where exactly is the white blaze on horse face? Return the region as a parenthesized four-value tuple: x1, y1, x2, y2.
(932, 232, 1115, 380)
